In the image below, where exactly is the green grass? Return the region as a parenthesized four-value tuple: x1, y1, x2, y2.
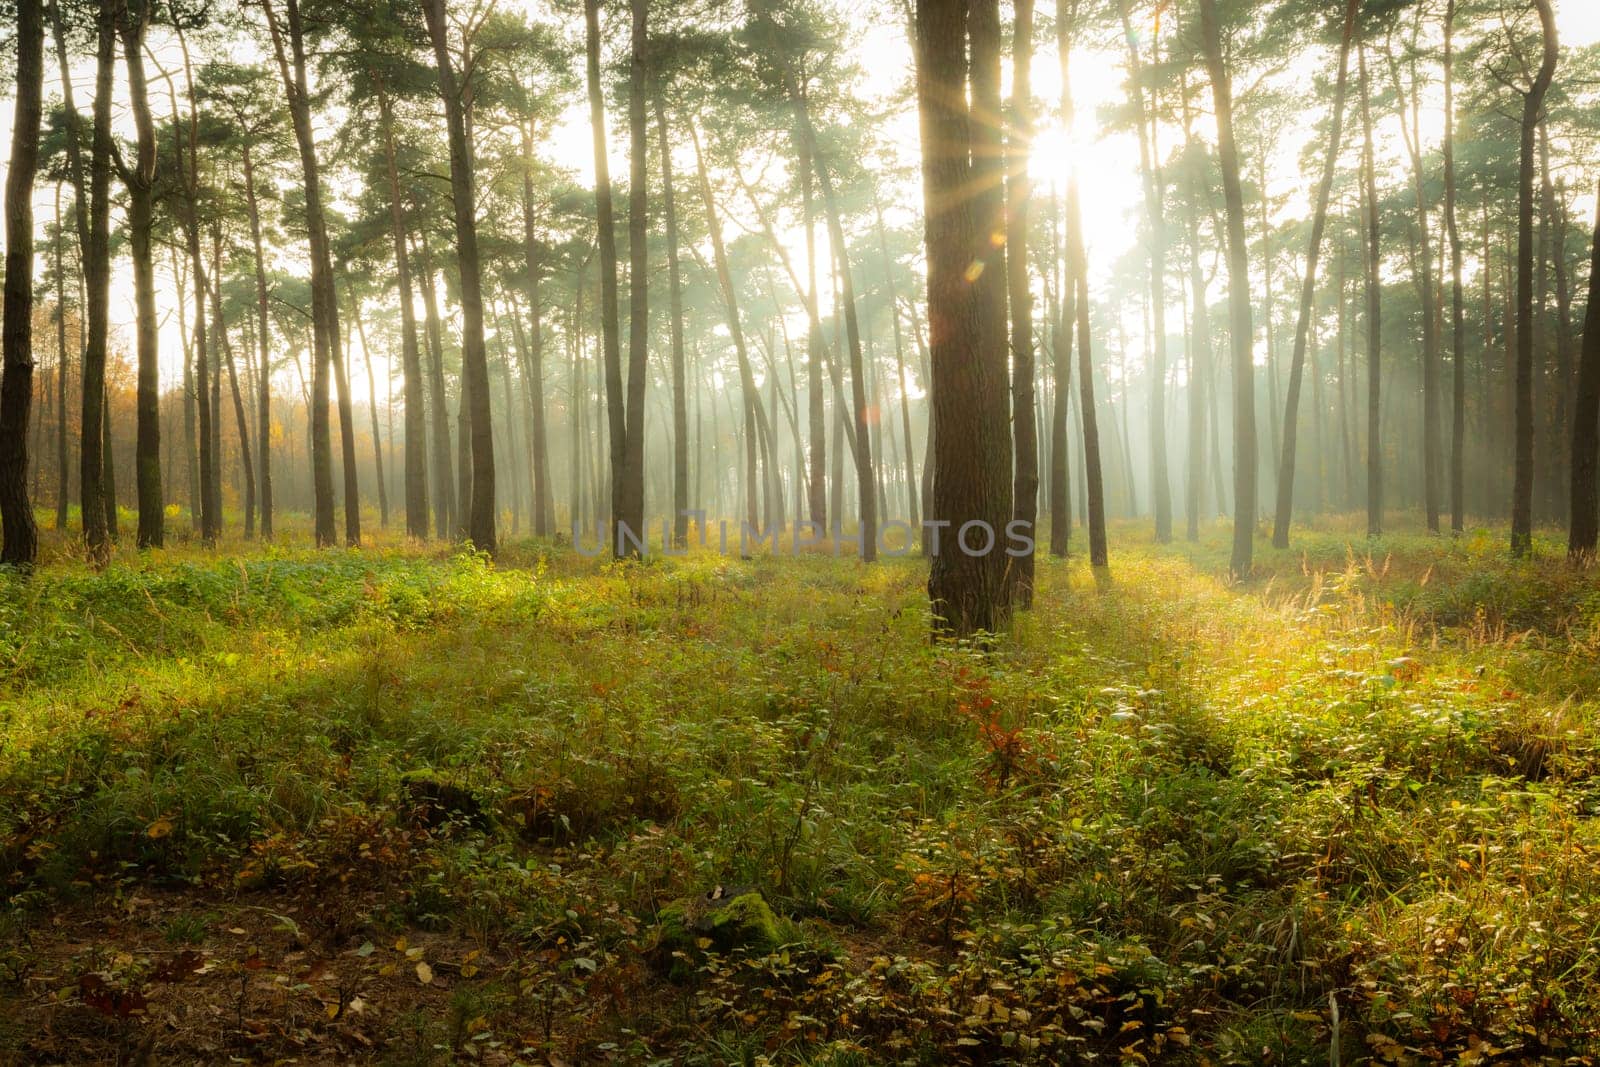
(2, 518, 1599, 1063)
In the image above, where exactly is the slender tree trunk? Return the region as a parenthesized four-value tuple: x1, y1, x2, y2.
(652, 96, 690, 546)
(0, 0, 44, 565)
(583, 0, 628, 553)
(872, 204, 920, 535)
(520, 116, 552, 538)
(260, 0, 339, 545)
(240, 144, 276, 539)
(415, 231, 455, 538)
(212, 245, 256, 539)
(78, 0, 116, 563)
(1200, 0, 1257, 577)
(1444, 0, 1466, 534)
(613, 0, 649, 554)
(691, 123, 766, 540)
(1512, 0, 1557, 557)
(1179, 71, 1212, 542)
(53, 186, 69, 532)
(1570, 182, 1600, 561)
(1119, 0, 1171, 544)
(116, 0, 162, 549)
(1006, 0, 1038, 598)
(375, 91, 425, 537)
(1359, 33, 1383, 539)
(348, 286, 387, 528)
(1272, 0, 1356, 548)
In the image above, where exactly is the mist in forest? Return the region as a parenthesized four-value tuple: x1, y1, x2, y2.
(0, 0, 1598, 626)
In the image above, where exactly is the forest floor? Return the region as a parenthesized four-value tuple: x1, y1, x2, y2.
(3, 517, 1600, 1065)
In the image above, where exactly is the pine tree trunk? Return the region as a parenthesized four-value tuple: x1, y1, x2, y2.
(1444, 0, 1466, 534)
(260, 0, 338, 545)
(1199, 0, 1257, 577)
(415, 231, 455, 538)
(1359, 34, 1384, 539)
(1569, 181, 1600, 560)
(1273, 0, 1357, 549)
(521, 117, 553, 538)
(1119, 0, 1170, 545)
(78, 0, 117, 563)
(0, 0, 44, 566)
(241, 144, 277, 539)
(1512, 1, 1557, 557)
(919, 0, 1012, 631)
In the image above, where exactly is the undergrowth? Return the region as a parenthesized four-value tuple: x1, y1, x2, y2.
(1, 518, 1598, 1064)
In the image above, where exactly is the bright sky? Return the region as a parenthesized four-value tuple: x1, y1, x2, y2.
(4, 0, 1600, 399)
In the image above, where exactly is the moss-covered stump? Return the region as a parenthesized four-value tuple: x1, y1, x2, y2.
(652, 886, 780, 980)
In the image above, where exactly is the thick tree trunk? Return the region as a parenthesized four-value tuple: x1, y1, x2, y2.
(919, 0, 1013, 632)
(1512, 1, 1557, 557)
(0, 0, 44, 566)
(1272, 0, 1357, 549)
(1199, 0, 1257, 578)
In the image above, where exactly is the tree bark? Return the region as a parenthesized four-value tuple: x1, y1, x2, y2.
(520, 114, 552, 538)
(1199, 0, 1257, 578)
(375, 85, 426, 538)
(583, 0, 628, 554)
(1444, 0, 1466, 534)
(1512, 0, 1557, 557)
(919, 0, 1014, 631)
(1570, 182, 1600, 561)
(77, 0, 116, 563)
(616, 0, 649, 554)
(1119, 0, 1170, 545)
(0, 0, 44, 565)
(1358, 32, 1383, 538)
(259, 0, 339, 545)
(240, 142, 277, 539)
(1272, 0, 1357, 548)
(653, 94, 690, 547)
(1008, 0, 1038, 599)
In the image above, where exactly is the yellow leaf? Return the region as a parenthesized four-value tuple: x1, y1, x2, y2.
(325, 1002, 341, 1020)
(415, 962, 433, 985)
(146, 817, 173, 839)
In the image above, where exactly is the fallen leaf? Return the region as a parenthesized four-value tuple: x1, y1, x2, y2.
(415, 962, 433, 985)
